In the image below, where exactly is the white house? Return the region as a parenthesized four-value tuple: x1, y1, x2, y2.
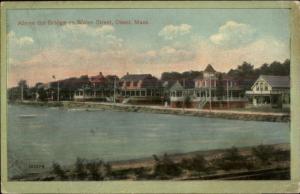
(245, 75, 290, 108)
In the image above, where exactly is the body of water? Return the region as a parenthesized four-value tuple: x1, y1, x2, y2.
(8, 104, 290, 177)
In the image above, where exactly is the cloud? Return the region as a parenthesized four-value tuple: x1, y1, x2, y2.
(8, 31, 34, 47)
(210, 21, 256, 48)
(8, 46, 138, 87)
(62, 24, 123, 50)
(194, 36, 289, 72)
(158, 24, 191, 40)
(136, 44, 196, 65)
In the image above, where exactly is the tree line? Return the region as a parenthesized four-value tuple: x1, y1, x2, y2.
(161, 59, 290, 81)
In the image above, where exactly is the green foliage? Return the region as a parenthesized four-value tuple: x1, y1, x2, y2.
(153, 153, 182, 178)
(252, 144, 276, 165)
(75, 157, 87, 179)
(181, 155, 207, 172)
(223, 146, 244, 161)
(161, 71, 202, 81)
(72, 158, 112, 180)
(228, 59, 290, 79)
(273, 149, 290, 162)
(52, 162, 67, 180)
(104, 163, 112, 176)
(86, 160, 104, 180)
(215, 146, 248, 171)
(183, 95, 191, 108)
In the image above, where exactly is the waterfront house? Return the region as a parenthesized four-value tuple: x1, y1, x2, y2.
(193, 64, 219, 102)
(245, 75, 290, 108)
(192, 65, 246, 109)
(168, 79, 195, 108)
(89, 72, 106, 87)
(168, 64, 247, 109)
(74, 73, 119, 102)
(119, 73, 163, 104)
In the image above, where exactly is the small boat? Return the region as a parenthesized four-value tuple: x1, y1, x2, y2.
(19, 114, 37, 118)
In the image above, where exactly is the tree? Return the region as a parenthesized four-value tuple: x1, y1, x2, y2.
(183, 95, 191, 108)
(237, 62, 255, 77)
(268, 61, 287, 75)
(161, 72, 183, 81)
(17, 79, 29, 100)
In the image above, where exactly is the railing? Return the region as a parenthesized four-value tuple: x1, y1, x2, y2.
(246, 91, 271, 95)
(198, 99, 207, 109)
(170, 96, 184, 101)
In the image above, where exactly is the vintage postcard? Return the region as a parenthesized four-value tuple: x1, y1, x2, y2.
(1, 1, 300, 193)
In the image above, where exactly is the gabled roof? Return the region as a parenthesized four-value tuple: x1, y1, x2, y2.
(169, 81, 184, 91)
(121, 74, 152, 81)
(261, 75, 290, 88)
(163, 80, 177, 89)
(204, 64, 216, 73)
(169, 79, 195, 90)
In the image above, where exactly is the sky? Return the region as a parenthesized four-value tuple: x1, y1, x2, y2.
(7, 9, 290, 87)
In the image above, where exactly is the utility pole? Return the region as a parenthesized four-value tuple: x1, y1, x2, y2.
(183, 78, 186, 109)
(57, 80, 60, 102)
(52, 75, 59, 101)
(226, 79, 229, 109)
(209, 74, 212, 111)
(113, 76, 116, 103)
(20, 83, 24, 102)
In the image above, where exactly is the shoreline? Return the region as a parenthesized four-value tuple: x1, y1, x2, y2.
(10, 143, 290, 181)
(108, 143, 289, 170)
(13, 100, 290, 122)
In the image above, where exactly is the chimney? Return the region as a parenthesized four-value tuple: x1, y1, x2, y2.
(99, 72, 103, 76)
(126, 72, 129, 75)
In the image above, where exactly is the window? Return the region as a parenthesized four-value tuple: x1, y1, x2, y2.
(256, 84, 259, 91)
(264, 84, 268, 91)
(133, 81, 138, 87)
(126, 81, 130, 87)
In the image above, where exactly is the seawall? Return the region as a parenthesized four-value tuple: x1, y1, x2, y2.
(14, 100, 290, 122)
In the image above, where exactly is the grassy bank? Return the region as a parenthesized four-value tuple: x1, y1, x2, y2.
(11, 144, 290, 181)
(13, 100, 290, 122)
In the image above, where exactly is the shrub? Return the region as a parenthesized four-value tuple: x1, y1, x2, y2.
(75, 157, 87, 179)
(180, 155, 207, 173)
(52, 162, 67, 180)
(216, 147, 247, 171)
(104, 163, 112, 177)
(252, 145, 276, 165)
(86, 160, 104, 180)
(223, 146, 244, 161)
(153, 153, 182, 178)
(273, 149, 290, 162)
